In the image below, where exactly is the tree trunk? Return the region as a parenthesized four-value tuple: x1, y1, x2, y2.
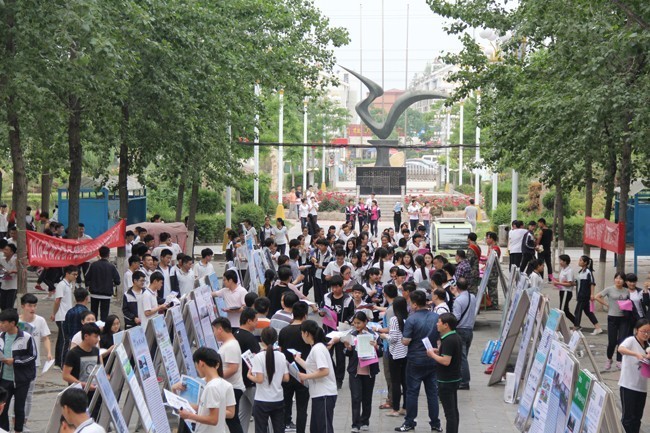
(617, 130, 632, 274)
(583, 154, 593, 255)
(175, 181, 185, 222)
(0, 170, 3, 203)
(5, 0, 27, 294)
(117, 103, 130, 302)
(67, 94, 82, 239)
(41, 170, 52, 216)
(555, 175, 565, 256)
(598, 147, 617, 287)
(185, 179, 199, 255)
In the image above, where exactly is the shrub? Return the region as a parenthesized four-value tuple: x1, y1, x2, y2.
(542, 189, 572, 216)
(237, 174, 272, 215)
(490, 203, 512, 231)
(234, 203, 266, 228)
(197, 189, 224, 214)
(563, 216, 585, 248)
(484, 180, 513, 211)
(527, 181, 542, 212)
(195, 213, 226, 244)
(455, 184, 474, 196)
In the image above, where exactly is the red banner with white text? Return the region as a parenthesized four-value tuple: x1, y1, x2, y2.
(26, 220, 126, 267)
(583, 217, 625, 254)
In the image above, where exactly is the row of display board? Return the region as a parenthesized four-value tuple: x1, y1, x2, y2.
(47, 275, 224, 433)
(488, 265, 622, 433)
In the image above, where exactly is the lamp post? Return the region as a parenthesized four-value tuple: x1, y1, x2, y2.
(445, 108, 451, 190)
(303, 98, 308, 191)
(254, 83, 260, 205)
(474, 91, 480, 205)
(458, 102, 464, 186)
(276, 89, 285, 219)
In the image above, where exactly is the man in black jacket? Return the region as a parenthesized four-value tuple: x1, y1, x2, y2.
(85, 246, 120, 321)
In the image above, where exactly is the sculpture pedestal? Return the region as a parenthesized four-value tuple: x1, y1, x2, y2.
(368, 139, 398, 167)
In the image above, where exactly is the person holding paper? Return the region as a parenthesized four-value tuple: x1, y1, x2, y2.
(344, 311, 380, 433)
(179, 347, 236, 433)
(320, 276, 354, 389)
(394, 290, 442, 433)
(617, 318, 650, 433)
(426, 313, 463, 433)
(141, 273, 167, 330)
(0, 309, 37, 433)
(17, 293, 51, 430)
(248, 327, 289, 433)
(213, 270, 247, 328)
(595, 272, 630, 370)
(294, 320, 337, 433)
(234, 308, 261, 433)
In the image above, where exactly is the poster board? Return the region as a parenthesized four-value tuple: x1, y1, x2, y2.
(511, 291, 544, 398)
(184, 299, 206, 348)
(112, 344, 157, 433)
(244, 232, 261, 292)
(148, 314, 181, 388)
(87, 364, 130, 433)
(528, 340, 578, 433)
(488, 289, 530, 386)
(582, 381, 622, 433)
(207, 273, 220, 291)
(192, 290, 219, 351)
(194, 284, 218, 322)
(567, 330, 603, 382)
(126, 326, 171, 433)
(563, 369, 593, 433)
(168, 305, 197, 377)
(476, 250, 508, 314)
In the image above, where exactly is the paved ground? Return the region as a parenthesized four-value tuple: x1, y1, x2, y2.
(19, 218, 650, 432)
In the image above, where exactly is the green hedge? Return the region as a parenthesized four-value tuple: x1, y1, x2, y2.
(197, 189, 224, 214)
(484, 181, 513, 211)
(195, 213, 226, 243)
(455, 184, 474, 196)
(563, 216, 584, 247)
(490, 203, 512, 231)
(238, 174, 272, 216)
(234, 203, 266, 229)
(542, 189, 572, 217)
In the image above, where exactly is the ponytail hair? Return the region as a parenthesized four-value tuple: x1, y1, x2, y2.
(580, 255, 594, 272)
(300, 320, 326, 344)
(416, 255, 427, 280)
(261, 327, 278, 385)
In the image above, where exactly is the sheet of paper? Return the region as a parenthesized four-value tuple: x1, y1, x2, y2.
(179, 375, 205, 406)
(287, 361, 301, 381)
(422, 337, 433, 351)
(241, 350, 255, 369)
(113, 331, 125, 346)
(320, 306, 338, 329)
(164, 389, 196, 414)
(42, 359, 55, 374)
(356, 334, 375, 359)
(287, 348, 301, 356)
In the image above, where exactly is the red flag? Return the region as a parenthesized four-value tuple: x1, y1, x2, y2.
(26, 220, 126, 267)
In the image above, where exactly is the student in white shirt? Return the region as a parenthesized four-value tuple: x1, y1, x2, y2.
(527, 259, 545, 290)
(213, 270, 247, 327)
(180, 347, 236, 433)
(152, 232, 182, 264)
(18, 294, 52, 427)
(247, 327, 289, 433)
(272, 218, 289, 255)
(60, 387, 106, 433)
(213, 317, 245, 433)
(141, 274, 167, 330)
(194, 248, 216, 281)
(0, 243, 18, 310)
(172, 255, 195, 297)
(294, 320, 337, 433)
(551, 254, 576, 324)
(51, 265, 78, 368)
(507, 220, 527, 270)
(323, 249, 351, 281)
(124, 255, 141, 293)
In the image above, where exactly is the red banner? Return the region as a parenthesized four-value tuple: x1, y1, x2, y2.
(583, 217, 626, 254)
(26, 220, 126, 267)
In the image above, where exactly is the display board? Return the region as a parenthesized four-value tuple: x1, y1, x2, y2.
(475, 250, 497, 314)
(126, 327, 171, 433)
(582, 381, 622, 433)
(194, 284, 218, 322)
(356, 167, 406, 195)
(511, 292, 544, 399)
(87, 364, 130, 433)
(168, 305, 197, 376)
(45, 384, 84, 433)
(564, 369, 593, 433)
(184, 299, 206, 348)
(528, 340, 578, 433)
(244, 232, 261, 292)
(567, 330, 603, 382)
(488, 289, 530, 386)
(192, 290, 219, 350)
(148, 314, 181, 388)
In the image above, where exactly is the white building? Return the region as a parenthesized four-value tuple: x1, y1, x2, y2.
(409, 59, 460, 113)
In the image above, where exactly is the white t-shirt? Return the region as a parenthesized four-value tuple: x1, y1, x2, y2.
(215, 286, 247, 327)
(557, 267, 574, 292)
(407, 204, 421, 220)
(176, 268, 195, 297)
(299, 204, 310, 218)
(372, 261, 393, 285)
(464, 205, 478, 222)
(21, 315, 50, 367)
(618, 336, 648, 393)
(0, 213, 7, 232)
(124, 269, 134, 291)
(529, 272, 544, 289)
(304, 342, 337, 398)
(508, 228, 527, 254)
(140, 288, 159, 330)
(73, 418, 106, 433)
(219, 339, 245, 391)
(251, 350, 288, 402)
(195, 377, 236, 433)
(193, 261, 215, 281)
(54, 279, 74, 321)
(0, 255, 17, 290)
(324, 261, 351, 279)
(272, 226, 288, 246)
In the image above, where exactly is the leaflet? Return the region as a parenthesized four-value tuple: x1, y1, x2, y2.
(164, 389, 196, 414)
(179, 375, 205, 406)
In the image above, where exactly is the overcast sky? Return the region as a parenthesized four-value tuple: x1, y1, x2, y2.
(312, 0, 464, 91)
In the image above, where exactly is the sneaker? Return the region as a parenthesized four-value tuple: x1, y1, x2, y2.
(351, 427, 360, 433)
(604, 359, 612, 370)
(395, 424, 416, 432)
(337, 381, 343, 390)
(34, 284, 46, 291)
(431, 425, 443, 432)
(285, 423, 297, 432)
(591, 328, 603, 336)
(361, 426, 369, 431)
(616, 361, 622, 370)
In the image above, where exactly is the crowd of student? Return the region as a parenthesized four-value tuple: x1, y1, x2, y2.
(2, 199, 650, 433)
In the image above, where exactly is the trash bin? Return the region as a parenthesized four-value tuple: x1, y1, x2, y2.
(498, 224, 508, 248)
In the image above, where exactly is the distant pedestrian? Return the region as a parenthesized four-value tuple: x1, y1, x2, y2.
(452, 278, 476, 391)
(573, 255, 603, 335)
(85, 246, 120, 322)
(463, 199, 478, 233)
(617, 318, 650, 433)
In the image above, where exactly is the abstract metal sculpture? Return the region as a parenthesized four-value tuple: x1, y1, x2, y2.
(342, 66, 447, 166)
